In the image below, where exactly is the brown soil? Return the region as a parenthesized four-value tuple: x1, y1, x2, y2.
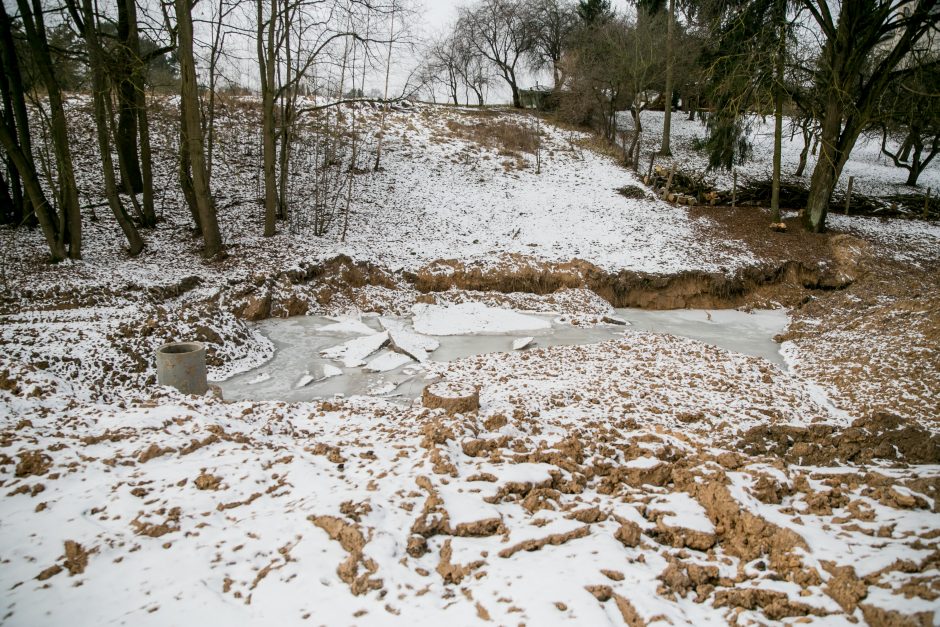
(737, 412, 940, 466)
(310, 515, 383, 595)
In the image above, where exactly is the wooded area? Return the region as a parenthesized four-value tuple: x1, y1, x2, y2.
(0, 0, 938, 263)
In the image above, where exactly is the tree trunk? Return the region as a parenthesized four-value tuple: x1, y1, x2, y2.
(795, 125, 811, 177)
(206, 0, 227, 180)
(0, 123, 66, 260)
(770, 0, 784, 224)
(0, 59, 26, 224)
(135, 83, 156, 226)
(124, 0, 156, 226)
(0, 168, 15, 224)
(17, 0, 81, 258)
(178, 97, 202, 235)
(0, 2, 31, 225)
(374, 4, 396, 171)
(899, 130, 914, 162)
(905, 139, 923, 186)
(116, 0, 143, 195)
(509, 80, 521, 108)
(628, 108, 643, 173)
(258, 0, 278, 237)
(77, 0, 144, 255)
(277, 6, 294, 221)
(658, 0, 675, 156)
(804, 99, 844, 232)
(176, 0, 223, 256)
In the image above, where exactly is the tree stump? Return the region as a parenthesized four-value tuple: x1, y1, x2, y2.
(422, 382, 479, 415)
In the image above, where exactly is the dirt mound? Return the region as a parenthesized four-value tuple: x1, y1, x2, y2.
(737, 412, 940, 466)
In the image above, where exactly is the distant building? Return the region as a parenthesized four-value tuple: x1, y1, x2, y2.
(519, 84, 553, 110)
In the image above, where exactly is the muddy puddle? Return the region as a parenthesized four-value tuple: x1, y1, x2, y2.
(217, 308, 788, 403)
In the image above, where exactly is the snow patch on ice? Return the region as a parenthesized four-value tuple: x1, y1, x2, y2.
(412, 303, 553, 336)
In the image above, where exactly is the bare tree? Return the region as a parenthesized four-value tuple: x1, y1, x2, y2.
(527, 0, 576, 88)
(15, 0, 82, 259)
(426, 35, 462, 105)
(873, 51, 940, 187)
(67, 0, 145, 255)
(799, 0, 940, 232)
(176, 0, 224, 256)
(459, 0, 535, 108)
(0, 1, 33, 226)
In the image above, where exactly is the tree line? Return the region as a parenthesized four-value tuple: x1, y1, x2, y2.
(0, 0, 408, 263)
(423, 0, 939, 232)
(1, 0, 937, 266)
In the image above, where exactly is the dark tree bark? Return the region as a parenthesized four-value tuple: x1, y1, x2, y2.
(176, 0, 223, 256)
(257, 0, 278, 236)
(124, 0, 156, 226)
(795, 122, 812, 177)
(0, 2, 31, 225)
(70, 0, 144, 255)
(178, 96, 202, 235)
(658, 0, 674, 155)
(801, 0, 940, 232)
(0, 168, 15, 224)
(881, 127, 938, 188)
(0, 123, 66, 261)
(0, 42, 26, 224)
(16, 0, 81, 258)
(116, 0, 144, 195)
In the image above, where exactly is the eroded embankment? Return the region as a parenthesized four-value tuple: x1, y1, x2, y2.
(228, 236, 864, 322)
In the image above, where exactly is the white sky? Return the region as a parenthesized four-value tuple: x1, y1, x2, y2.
(410, 0, 635, 104)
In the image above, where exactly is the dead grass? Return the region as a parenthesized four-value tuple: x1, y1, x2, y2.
(442, 117, 539, 156)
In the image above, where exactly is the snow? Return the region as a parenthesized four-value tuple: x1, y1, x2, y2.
(318, 318, 376, 335)
(412, 303, 553, 336)
(630, 109, 940, 198)
(378, 316, 439, 362)
(623, 456, 663, 469)
(248, 372, 271, 384)
(295, 371, 315, 388)
(363, 351, 413, 372)
(648, 493, 715, 534)
(512, 336, 534, 350)
(1, 99, 938, 627)
(320, 331, 390, 367)
(322, 364, 343, 378)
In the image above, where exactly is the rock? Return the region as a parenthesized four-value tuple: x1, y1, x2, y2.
(422, 381, 479, 415)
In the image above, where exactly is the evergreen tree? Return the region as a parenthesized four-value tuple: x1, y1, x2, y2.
(576, 0, 613, 25)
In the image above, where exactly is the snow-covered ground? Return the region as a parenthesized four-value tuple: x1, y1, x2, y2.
(1, 100, 939, 626)
(630, 109, 940, 198)
(3, 332, 938, 626)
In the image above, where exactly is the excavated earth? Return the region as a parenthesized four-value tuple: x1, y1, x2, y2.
(2, 206, 939, 625)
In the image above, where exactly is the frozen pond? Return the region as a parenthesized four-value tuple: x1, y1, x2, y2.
(218, 307, 789, 403)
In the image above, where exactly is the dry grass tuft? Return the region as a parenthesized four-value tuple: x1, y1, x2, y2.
(442, 117, 539, 156)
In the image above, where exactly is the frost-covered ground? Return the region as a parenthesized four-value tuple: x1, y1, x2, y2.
(1, 100, 939, 626)
(3, 333, 938, 626)
(630, 109, 940, 198)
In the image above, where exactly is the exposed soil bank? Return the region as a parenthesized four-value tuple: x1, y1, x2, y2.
(230, 234, 865, 322)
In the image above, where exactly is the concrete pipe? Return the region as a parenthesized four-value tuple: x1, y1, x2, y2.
(156, 342, 208, 395)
